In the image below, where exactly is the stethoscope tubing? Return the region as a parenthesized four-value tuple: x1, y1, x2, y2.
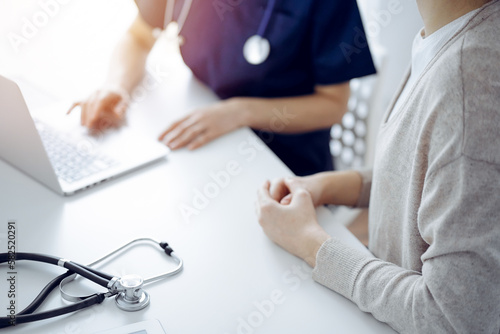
(162, 0, 278, 65)
(8, 252, 113, 288)
(164, 0, 193, 33)
(18, 271, 75, 315)
(60, 237, 183, 288)
(0, 253, 113, 328)
(0, 237, 183, 328)
(257, 0, 277, 37)
(1, 292, 106, 328)
(0, 266, 106, 328)
(59, 238, 184, 302)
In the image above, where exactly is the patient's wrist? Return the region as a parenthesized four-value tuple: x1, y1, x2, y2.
(317, 172, 340, 206)
(302, 227, 331, 268)
(324, 171, 362, 207)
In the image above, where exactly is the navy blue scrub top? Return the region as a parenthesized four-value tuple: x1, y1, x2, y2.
(135, 0, 376, 176)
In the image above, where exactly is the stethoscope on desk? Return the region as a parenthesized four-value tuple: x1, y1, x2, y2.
(0, 238, 183, 328)
(164, 0, 277, 65)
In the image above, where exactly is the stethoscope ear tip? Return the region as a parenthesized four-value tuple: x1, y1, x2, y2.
(160, 241, 174, 256)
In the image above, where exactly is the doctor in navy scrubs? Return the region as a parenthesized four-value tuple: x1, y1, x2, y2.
(72, 0, 376, 176)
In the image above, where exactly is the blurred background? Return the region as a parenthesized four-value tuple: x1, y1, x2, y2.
(0, 0, 423, 169)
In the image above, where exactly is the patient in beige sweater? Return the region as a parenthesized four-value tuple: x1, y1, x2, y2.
(256, 0, 500, 333)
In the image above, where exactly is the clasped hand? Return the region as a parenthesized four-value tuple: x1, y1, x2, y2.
(256, 177, 330, 267)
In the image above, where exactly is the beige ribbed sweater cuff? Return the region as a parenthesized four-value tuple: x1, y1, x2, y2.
(312, 238, 375, 300)
(354, 168, 372, 208)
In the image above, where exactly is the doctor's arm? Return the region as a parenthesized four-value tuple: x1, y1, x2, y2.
(159, 82, 350, 150)
(242, 83, 350, 132)
(69, 14, 156, 132)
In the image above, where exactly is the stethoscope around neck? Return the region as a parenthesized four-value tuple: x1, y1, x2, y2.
(165, 0, 277, 65)
(0, 238, 183, 328)
(243, 0, 277, 65)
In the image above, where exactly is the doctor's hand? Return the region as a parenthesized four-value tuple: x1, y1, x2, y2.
(68, 88, 129, 134)
(158, 99, 247, 150)
(256, 180, 330, 267)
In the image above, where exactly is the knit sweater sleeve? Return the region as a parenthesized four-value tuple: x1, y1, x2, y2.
(313, 8, 500, 333)
(354, 168, 372, 208)
(313, 157, 500, 333)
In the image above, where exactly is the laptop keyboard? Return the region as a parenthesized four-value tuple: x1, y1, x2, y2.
(35, 121, 117, 184)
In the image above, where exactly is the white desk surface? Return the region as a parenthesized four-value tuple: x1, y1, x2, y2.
(0, 2, 394, 333)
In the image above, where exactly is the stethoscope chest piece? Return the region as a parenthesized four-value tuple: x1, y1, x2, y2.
(243, 35, 270, 65)
(114, 274, 150, 312)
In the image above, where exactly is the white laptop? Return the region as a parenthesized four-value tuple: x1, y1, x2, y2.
(0, 75, 169, 195)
